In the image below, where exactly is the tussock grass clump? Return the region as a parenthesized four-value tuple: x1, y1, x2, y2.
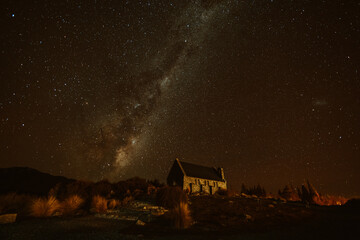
(169, 201, 192, 229)
(121, 196, 134, 206)
(313, 195, 347, 206)
(91, 195, 108, 213)
(0, 193, 33, 215)
(108, 199, 120, 209)
(156, 186, 188, 209)
(61, 195, 84, 215)
(30, 196, 61, 217)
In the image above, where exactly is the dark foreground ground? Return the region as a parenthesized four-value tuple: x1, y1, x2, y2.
(1, 196, 359, 240)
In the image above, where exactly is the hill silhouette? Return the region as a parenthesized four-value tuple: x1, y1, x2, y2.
(0, 167, 74, 196)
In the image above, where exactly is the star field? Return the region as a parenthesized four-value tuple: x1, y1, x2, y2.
(0, 0, 359, 196)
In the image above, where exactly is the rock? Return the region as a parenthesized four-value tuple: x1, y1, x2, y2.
(136, 219, 146, 226)
(0, 214, 17, 224)
(345, 198, 360, 209)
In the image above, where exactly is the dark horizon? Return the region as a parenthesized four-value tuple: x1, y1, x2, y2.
(1, 1, 359, 197)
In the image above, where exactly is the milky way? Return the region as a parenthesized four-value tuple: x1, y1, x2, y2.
(69, 1, 231, 179)
(1, 0, 359, 196)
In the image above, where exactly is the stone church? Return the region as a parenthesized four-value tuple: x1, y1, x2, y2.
(167, 159, 227, 194)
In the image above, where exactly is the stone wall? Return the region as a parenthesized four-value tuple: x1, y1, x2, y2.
(183, 176, 227, 194)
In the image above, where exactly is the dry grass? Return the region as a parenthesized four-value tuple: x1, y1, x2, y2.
(121, 196, 134, 206)
(216, 188, 237, 197)
(30, 196, 61, 217)
(168, 201, 192, 229)
(91, 195, 108, 213)
(313, 195, 348, 206)
(108, 199, 120, 209)
(0, 193, 33, 215)
(61, 195, 84, 215)
(156, 186, 188, 209)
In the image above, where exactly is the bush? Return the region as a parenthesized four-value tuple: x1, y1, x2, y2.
(121, 196, 134, 206)
(113, 177, 148, 199)
(345, 198, 360, 209)
(297, 180, 320, 204)
(91, 180, 112, 198)
(168, 201, 192, 229)
(278, 185, 300, 201)
(241, 184, 266, 197)
(147, 179, 163, 188)
(215, 188, 237, 197)
(62, 195, 84, 216)
(297, 180, 347, 206)
(313, 194, 347, 206)
(91, 195, 108, 213)
(64, 180, 93, 200)
(125, 177, 149, 193)
(156, 186, 188, 209)
(30, 196, 61, 217)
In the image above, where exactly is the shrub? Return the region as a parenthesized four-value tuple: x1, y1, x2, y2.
(121, 196, 134, 206)
(112, 178, 148, 199)
(215, 188, 237, 197)
(241, 184, 266, 197)
(278, 185, 300, 201)
(91, 195, 108, 213)
(345, 198, 360, 209)
(147, 179, 163, 188)
(62, 195, 84, 216)
(113, 181, 130, 199)
(30, 196, 61, 217)
(91, 180, 112, 198)
(125, 177, 148, 192)
(297, 180, 320, 204)
(297, 180, 347, 206)
(216, 188, 228, 196)
(156, 186, 188, 209)
(313, 194, 347, 206)
(108, 199, 120, 209)
(64, 180, 93, 200)
(168, 201, 192, 229)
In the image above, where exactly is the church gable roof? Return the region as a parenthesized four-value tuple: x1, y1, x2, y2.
(178, 160, 223, 181)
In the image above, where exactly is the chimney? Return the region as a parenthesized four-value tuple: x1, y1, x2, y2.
(218, 167, 225, 180)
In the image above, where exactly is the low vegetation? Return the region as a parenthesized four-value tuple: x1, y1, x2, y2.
(168, 201, 192, 229)
(0, 193, 33, 216)
(0, 175, 351, 230)
(241, 184, 266, 197)
(61, 195, 84, 216)
(30, 196, 61, 217)
(91, 195, 108, 213)
(293, 180, 348, 206)
(156, 186, 188, 209)
(108, 199, 120, 209)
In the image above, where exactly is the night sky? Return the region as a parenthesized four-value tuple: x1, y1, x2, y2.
(1, 0, 359, 196)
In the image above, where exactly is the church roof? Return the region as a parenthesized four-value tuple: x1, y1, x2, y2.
(178, 160, 223, 181)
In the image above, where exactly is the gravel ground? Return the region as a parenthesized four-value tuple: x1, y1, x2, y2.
(1, 197, 359, 240)
(1, 214, 359, 240)
(0, 216, 141, 240)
